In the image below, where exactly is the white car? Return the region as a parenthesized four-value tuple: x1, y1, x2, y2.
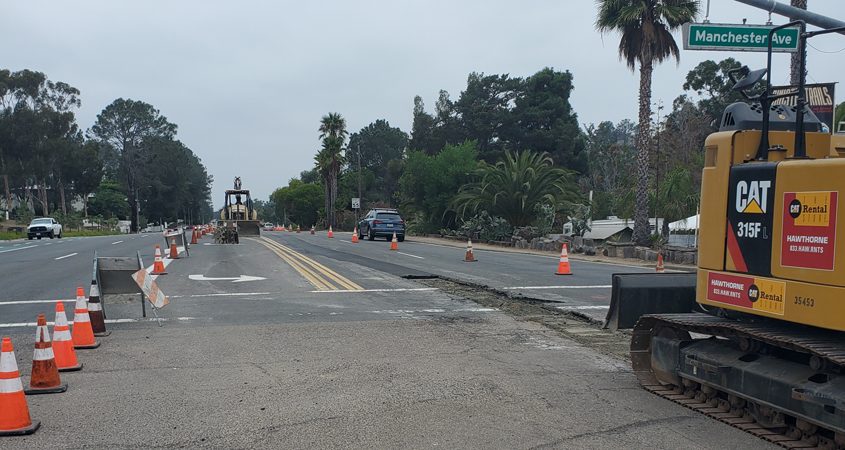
(27, 217, 63, 240)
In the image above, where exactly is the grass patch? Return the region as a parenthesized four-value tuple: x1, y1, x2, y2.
(0, 229, 121, 240)
(64, 230, 121, 237)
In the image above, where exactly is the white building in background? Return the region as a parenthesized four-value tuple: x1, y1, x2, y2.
(563, 216, 664, 243)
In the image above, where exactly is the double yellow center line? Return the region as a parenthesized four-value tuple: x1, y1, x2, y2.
(253, 237, 363, 291)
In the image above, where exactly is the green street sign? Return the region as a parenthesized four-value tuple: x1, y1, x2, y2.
(683, 23, 800, 53)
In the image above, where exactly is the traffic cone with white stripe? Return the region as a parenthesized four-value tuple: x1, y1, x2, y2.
(464, 239, 477, 262)
(71, 287, 99, 349)
(52, 302, 81, 371)
(555, 243, 572, 275)
(297, 225, 301, 233)
(310, 225, 315, 235)
(152, 245, 167, 275)
(390, 232, 398, 251)
(327, 226, 334, 238)
(25, 314, 66, 395)
(0, 337, 40, 436)
(352, 227, 359, 243)
(88, 282, 110, 337)
(656, 253, 666, 273)
(190, 229, 198, 245)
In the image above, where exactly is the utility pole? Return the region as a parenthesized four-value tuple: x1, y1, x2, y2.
(357, 143, 362, 223)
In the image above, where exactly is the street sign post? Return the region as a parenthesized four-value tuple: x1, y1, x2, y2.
(351, 198, 360, 209)
(683, 23, 800, 52)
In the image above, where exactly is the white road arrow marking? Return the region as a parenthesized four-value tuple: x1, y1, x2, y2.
(188, 274, 267, 283)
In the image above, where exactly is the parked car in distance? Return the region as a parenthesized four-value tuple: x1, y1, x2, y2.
(27, 217, 62, 240)
(263, 223, 275, 231)
(358, 208, 405, 241)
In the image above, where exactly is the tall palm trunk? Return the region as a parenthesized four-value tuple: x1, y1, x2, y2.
(632, 60, 654, 246)
(789, 0, 808, 85)
(330, 170, 338, 228)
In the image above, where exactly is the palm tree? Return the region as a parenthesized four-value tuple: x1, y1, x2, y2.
(316, 113, 347, 228)
(596, 0, 698, 245)
(452, 150, 578, 227)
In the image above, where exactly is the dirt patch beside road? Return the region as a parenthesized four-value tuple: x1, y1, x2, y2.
(416, 277, 632, 361)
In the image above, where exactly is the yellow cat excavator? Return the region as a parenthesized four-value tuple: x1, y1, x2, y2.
(610, 19, 845, 447)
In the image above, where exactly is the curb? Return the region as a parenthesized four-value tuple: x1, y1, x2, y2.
(407, 236, 697, 271)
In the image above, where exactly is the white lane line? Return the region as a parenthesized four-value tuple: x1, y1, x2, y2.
(111, 240, 124, 245)
(0, 317, 196, 328)
(339, 240, 352, 244)
(396, 251, 424, 259)
(0, 245, 37, 254)
(0, 299, 75, 306)
(54, 252, 78, 260)
(502, 285, 612, 290)
(310, 287, 439, 294)
(556, 305, 609, 310)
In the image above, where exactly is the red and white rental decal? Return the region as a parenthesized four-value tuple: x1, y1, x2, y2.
(781, 191, 838, 270)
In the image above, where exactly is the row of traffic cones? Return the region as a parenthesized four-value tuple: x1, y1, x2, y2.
(312, 227, 670, 275)
(1, 285, 106, 436)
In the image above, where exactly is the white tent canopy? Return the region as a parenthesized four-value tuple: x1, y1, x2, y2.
(669, 214, 699, 231)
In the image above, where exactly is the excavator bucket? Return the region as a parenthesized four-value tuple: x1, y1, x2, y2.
(603, 273, 697, 331)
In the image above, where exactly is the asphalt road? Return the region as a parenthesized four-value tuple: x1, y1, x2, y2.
(271, 231, 656, 322)
(0, 231, 771, 449)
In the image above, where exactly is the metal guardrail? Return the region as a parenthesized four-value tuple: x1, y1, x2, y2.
(162, 228, 190, 257)
(93, 250, 149, 317)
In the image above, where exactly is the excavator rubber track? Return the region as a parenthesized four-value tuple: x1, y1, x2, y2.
(633, 313, 845, 449)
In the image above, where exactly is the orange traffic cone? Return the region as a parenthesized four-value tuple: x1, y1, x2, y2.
(190, 229, 198, 245)
(169, 238, 179, 259)
(352, 227, 359, 243)
(390, 232, 398, 251)
(71, 287, 99, 349)
(310, 225, 315, 235)
(52, 302, 81, 371)
(0, 337, 40, 435)
(656, 253, 665, 273)
(464, 239, 477, 262)
(88, 282, 109, 337)
(25, 314, 67, 395)
(152, 245, 167, 275)
(327, 226, 334, 238)
(555, 243, 572, 275)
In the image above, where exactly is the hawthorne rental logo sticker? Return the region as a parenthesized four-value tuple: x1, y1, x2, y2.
(707, 272, 784, 315)
(782, 191, 838, 270)
(735, 180, 770, 214)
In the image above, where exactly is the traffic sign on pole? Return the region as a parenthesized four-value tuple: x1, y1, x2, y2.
(351, 198, 360, 209)
(683, 23, 800, 52)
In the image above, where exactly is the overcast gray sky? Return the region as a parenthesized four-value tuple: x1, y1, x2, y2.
(4, 1, 843, 206)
